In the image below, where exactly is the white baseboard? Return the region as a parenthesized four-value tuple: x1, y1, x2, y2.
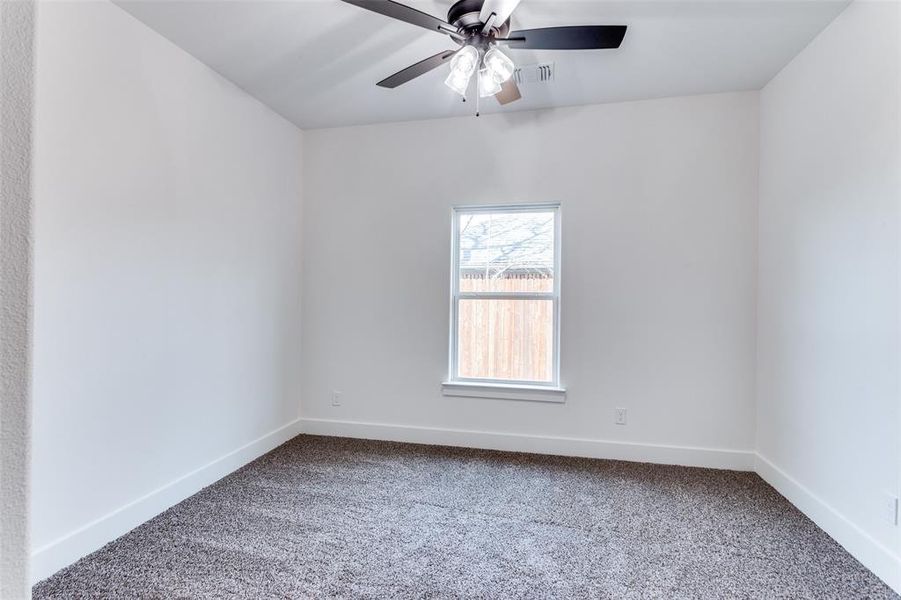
(755, 453, 901, 595)
(31, 418, 898, 596)
(30, 419, 302, 585)
(299, 418, 756, 471)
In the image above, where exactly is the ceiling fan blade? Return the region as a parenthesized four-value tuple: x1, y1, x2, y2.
(479, 0, 522, 26)
(377, 50, 457, 88)
(502, 25, 627, 50)
(340, 0, 457, 36)
(495, 78, 521, 105)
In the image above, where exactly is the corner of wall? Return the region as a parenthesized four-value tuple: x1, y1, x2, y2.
(752, 1, 901, 594)
(296, 127, 305, 422)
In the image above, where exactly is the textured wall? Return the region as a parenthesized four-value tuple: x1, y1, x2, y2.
(0, 1, 35, 597)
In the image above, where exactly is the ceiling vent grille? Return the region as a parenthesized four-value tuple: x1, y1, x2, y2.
(512, 62, 555, 85)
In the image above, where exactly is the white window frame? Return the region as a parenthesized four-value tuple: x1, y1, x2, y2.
(443, 203, 564, 403)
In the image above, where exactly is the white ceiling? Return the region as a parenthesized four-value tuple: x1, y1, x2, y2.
(115, 0, 849, 129)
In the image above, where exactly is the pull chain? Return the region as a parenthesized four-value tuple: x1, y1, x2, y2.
(476, 75, 480, 117)
(475, 48, 483, 117)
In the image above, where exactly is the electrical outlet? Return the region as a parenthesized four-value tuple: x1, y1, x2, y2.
(884, 493, 899, 527)
(331, 391, 342, 407)
(615, 408, 627, 425)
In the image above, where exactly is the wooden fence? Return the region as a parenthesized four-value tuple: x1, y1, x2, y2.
(458, 273, 553, 382)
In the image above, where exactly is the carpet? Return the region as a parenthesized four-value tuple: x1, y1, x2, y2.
(33, 435, 898, 599)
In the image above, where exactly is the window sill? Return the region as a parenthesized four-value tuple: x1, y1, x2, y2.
(441, 381, 566, 403)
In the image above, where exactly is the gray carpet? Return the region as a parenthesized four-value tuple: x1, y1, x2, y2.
(34, 435, 897, 599)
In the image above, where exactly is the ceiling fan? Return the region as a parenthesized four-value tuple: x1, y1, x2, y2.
(340, 0, 627, 108)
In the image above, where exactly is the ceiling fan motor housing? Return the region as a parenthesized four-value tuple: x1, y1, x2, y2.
(448, 0, 510, 44)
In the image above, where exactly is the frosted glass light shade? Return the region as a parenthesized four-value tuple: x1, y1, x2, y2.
(478, 68, 502, 97)
(450, 45, 479, 77)
(445, 45, 479, 96)
(445, 69, 473, 96)
(484, 47, 514, 83)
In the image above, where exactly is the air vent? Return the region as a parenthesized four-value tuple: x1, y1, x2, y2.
(512, 62, 555, 85)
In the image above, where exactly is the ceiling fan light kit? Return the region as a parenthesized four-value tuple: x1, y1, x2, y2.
(444, 44, 514, 100)
(341, 0, 626, 112)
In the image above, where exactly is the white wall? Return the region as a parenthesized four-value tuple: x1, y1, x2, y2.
(1, 1, 36, 597)
(301, 92, 759, 467)
(757, 0, 900, 591)
(26, 0, 897, 593)
(30, 0, 303, 581)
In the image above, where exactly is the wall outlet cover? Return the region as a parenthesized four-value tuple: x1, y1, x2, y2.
(884, 493, 899, 526)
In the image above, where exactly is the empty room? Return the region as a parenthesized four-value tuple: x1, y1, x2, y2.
(1, 0, 899, 597)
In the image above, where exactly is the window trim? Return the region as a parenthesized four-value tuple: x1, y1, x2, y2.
(447, 202, 562, 393)
(441, 381, 566, 403)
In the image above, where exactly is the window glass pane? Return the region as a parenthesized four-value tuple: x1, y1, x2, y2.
(457, 298, 553, 383)
(458, 211, 554, 293)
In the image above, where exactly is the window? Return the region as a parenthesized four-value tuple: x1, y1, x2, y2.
(445, 204, 563, 402)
